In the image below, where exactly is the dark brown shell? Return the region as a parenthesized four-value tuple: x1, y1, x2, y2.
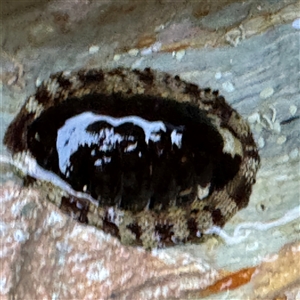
(4, 67, 260, 249)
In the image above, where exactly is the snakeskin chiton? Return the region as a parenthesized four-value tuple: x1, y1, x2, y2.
(4, 68, 260, 249)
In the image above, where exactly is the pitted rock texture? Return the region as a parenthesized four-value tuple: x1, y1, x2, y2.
(0, 182, 219, 299)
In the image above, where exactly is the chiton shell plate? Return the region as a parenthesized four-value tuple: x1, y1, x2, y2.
(4, 67, 260, 249)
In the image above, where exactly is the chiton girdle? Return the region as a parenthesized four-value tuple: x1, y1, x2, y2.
(4, 67, 260, 249)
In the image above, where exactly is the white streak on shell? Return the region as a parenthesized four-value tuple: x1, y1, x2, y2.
(57, 112, 184, 174)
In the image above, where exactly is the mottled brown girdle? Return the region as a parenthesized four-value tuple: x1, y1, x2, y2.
(4, 67, 260, 249)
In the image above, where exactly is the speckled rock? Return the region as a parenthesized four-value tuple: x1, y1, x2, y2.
(0, 181, 220, 299)
(251, 241, 300, 300)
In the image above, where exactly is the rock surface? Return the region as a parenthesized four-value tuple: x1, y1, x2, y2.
(1, 0, 299, 298)
(0, 182, 219, 299)
(1, 182, 299, 299)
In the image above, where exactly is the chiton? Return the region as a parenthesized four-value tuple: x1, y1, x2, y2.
(4, 67, 260, 249)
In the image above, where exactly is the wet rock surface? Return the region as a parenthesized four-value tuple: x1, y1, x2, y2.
(1, 0, 299, 298)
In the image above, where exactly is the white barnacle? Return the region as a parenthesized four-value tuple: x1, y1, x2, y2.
(260, 106, 281, 133)
(225, 25, 245, 47)
(248, 112, 261, 124)
(259, 87, 274, 99)
(35, 77, 42, 87)
(257, 136, 265, 149)
(272, 120, 281, 133)
(175, 49, 185, 61)
(289, 104, 297, 116)
(276, 135, 287, 145)
(89, 45, 100, 54)
(270, 105, 276, 123)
